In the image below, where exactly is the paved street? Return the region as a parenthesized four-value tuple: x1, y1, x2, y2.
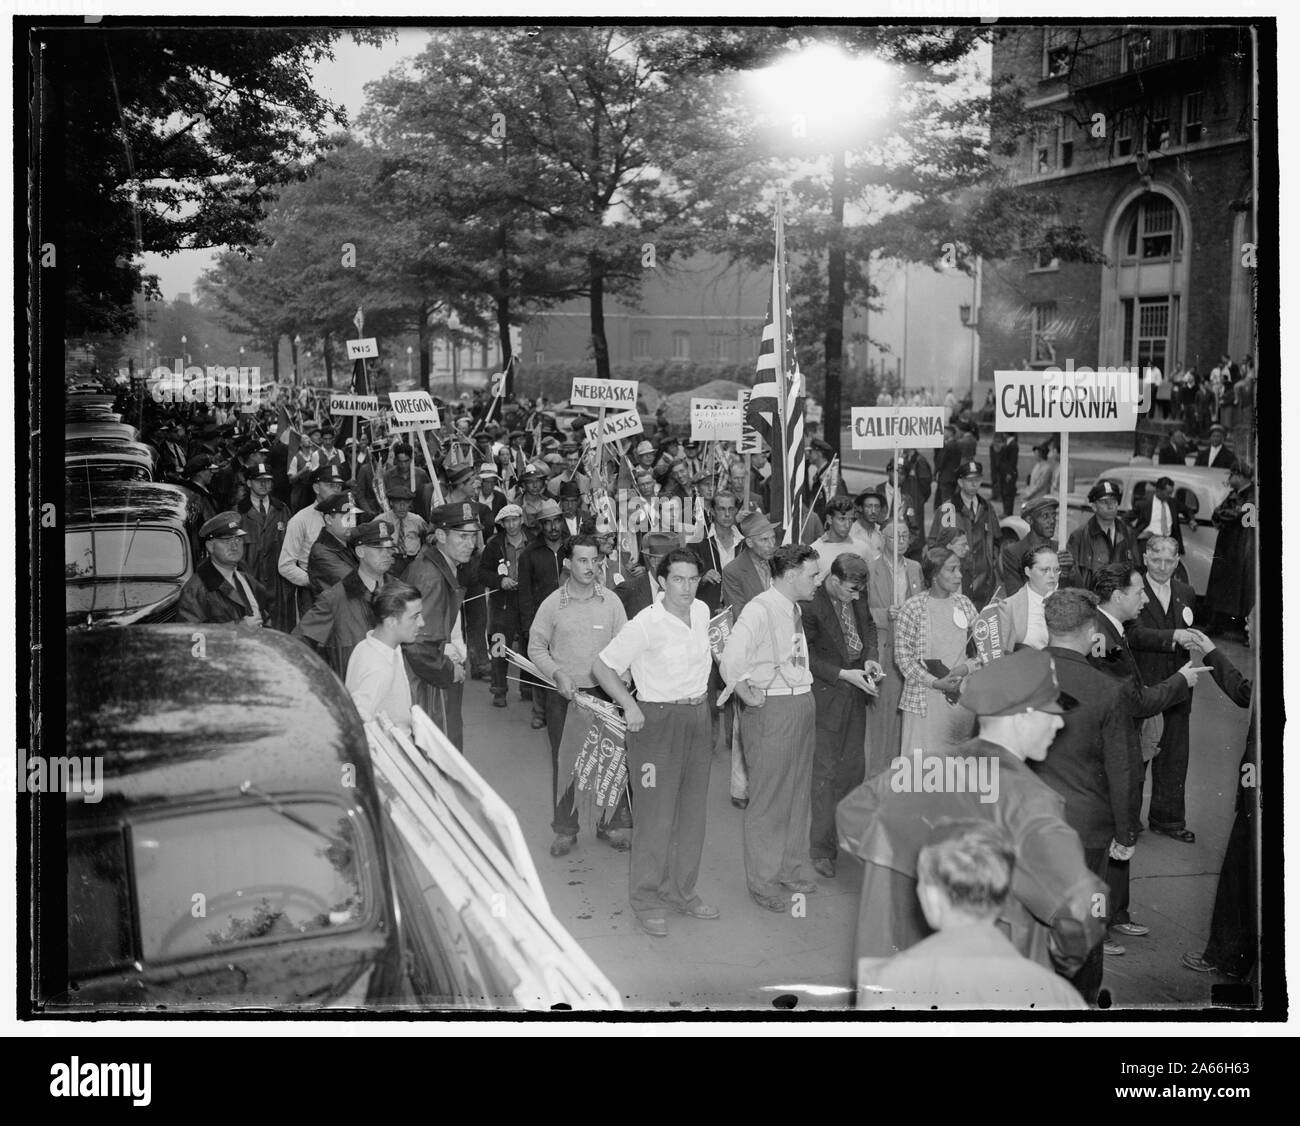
(459, 636, 1256, 1012)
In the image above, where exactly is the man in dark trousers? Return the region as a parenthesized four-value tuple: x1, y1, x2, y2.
(933, 424, 961, 508)
(480, 503, 529, 708)
(836, 648, 1107, 992)
(517, 498, 567, 729)
(1127, 536, 1202, 843)
(1126, 477, 1187, 559)
(1206, 462, 1256, 638)
(802, 553, 882, 880)
(176, 512, 271, 626)
(405, 502, 480, 752)
(307, 494, 360, 595)
(1066, 479, 1140, 591)
(990, 432, 1019, 517)
(238, 459, 293, 631)
(1034, 587, 1142, 996)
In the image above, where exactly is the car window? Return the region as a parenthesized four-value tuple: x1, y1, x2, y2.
(1131, 480, 1156, 504)
(1175, 487, 1200, 517)
(66, 527, 187, 579)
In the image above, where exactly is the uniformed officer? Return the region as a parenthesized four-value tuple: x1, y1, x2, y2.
(1066, 478, 1139, 591)
(176, 511, 270, 626)
(238, 460, 293, 631)
(293, 518, 397, 679)
(405, 501, 480, 752)
(837, 648, 1107, 991)
(928, 460, 999, 607)
(307, 493, 361, 595)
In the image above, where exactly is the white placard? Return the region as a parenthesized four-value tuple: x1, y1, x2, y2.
(570, 377, 638, 409)
(388, 391, 441, 428)
(584, 410, 643, 444)
(737, 390, 761, 454)
(994, 369, 1141, 432)
(346, 338, 379, 360)
(690, 398, 744, 441)
(850, 407, 947, 449)
(329, 393, 380, 417)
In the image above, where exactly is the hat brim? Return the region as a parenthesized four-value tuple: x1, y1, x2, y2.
(1038, 690, 1078, 715)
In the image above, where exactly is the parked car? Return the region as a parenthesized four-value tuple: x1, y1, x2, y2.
(997, 464, 1231, 597)
(66, 420, 140, 443)
(66, 439, 157, 484)
(55, 625, 621, 1010)
(65, 482, 197, 628)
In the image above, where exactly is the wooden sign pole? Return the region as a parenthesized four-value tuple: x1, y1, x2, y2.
(1058, 432, 1069, 552)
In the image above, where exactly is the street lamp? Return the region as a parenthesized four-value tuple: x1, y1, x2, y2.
(180, 334, 188, 364)
(746, 43, 896, 463)
(293, 333, 302, 387)
(406, 345, 413, 386)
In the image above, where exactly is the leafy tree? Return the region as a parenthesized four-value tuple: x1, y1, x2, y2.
(33, 24, 388, 336)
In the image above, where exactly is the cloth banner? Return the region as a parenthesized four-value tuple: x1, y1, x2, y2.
(971, 601, 1004, 665)
(559, 702, 627, 813)
(707, 608, 733, 663)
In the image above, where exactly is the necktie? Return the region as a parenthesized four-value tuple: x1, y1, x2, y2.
(397, 515, 407, 554)
(1158, 501, 1168, 537)
(792, 605, 807, 669)
(839, 599, 862, 657)
(757, 558, 771, 589)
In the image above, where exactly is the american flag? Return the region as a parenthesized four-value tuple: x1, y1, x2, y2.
(747, 197, 805, 544)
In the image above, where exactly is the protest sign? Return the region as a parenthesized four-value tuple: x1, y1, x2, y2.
(691, 399, 744, 442)
(584, 410, 643, 444)
(850, 407, 947, 449)
(328, 394, 380, 416)
(571, 377, 638, 410)
(388, 391, 441, 429)
(736, 390, 761, 454)
(994, 368, 1142, 433)
(345, 338, 379, 360)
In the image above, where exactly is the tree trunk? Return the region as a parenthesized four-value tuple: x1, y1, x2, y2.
(417, 301, 431, 392)
(824, 148, 847, 463)
(270, 336, 280, 383)
(589, 258, 610, 379)
(322, 331, 334, 390)
(289, 334, 299, 387)
(497, 223, 513, 369)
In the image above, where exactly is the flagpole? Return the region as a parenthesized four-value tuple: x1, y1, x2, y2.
(892, 439, 901, 606)
(773, 191, 791, 544)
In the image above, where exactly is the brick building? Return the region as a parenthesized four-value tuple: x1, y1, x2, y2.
(980, 25, 1255, 384)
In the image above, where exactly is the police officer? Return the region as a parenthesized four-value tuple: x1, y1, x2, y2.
(837, 648, 1107, 991)
(238, 459, 293, 631)
(1066, 479, 1139, 591)
(293, 517, 397, 679)
(177, 511, 270, 626)
(307, 493, 360, 595)
(928, 460, 998, 607)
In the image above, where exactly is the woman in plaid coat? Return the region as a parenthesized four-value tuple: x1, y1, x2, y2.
(894, 547, 980, 758)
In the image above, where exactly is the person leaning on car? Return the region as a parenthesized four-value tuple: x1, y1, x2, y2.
(177, 511, 271, 626)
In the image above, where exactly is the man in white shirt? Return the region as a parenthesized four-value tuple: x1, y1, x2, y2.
(848, 490, 887, 563)
(346, 583, 424, 735)
(720, 544, 824, 912)
(593, 547, 720, 938)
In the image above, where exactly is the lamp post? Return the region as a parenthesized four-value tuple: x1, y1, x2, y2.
(180, 334, 188, 365)
(406, 344, 413, 386)
(293, 333, 302, 388)
(747, 44, 895, 464)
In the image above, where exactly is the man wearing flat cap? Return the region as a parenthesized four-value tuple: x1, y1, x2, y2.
(278, 462, 349, 626)
(177, 512, 270, 626)
(837, 648, 1108, 996)
(294, 518, 398, 679)
(479, 503, 530, 708)
(927, 459, 998, 607)
(307, 493, 360, 595)
(1001, 496, 1077, 594)
(1066, 478, 1139, 591)
(404, 502, 481, 751)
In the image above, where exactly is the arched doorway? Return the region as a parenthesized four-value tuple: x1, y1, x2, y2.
(1098, 185, 1191, 374)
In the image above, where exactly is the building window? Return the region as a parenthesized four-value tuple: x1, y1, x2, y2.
(631, 330, 651, 360)
(1034, 124, 1056, 174)
(1060, 113, 1075, 169)
(1183, 91, 1204, 144)
(1044, 27, 1073, 77)
(1030, 303, 1058, 365)
(709, 333, 729, 361)
(533, 350, 545, 365)
(672, 331, 691, 361)
(1123, 194, 1180, 261)
(1146, 102, 1172, 153)
(1116, 112, 1133, 158)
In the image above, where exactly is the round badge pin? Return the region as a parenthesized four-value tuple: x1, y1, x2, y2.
(953, 607, 969, 630)
(1182, 605, 1194, 626)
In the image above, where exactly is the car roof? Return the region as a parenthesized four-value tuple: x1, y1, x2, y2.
(66, 421, 139, 440)
(65, 481, 193, 525)
(66, 625, 377, 820)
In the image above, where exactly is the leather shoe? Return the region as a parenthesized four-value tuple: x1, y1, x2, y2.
(672, 901, 720, 920)
(812, 858, 836, 879)
(731, 797, 748, 810)
(637, 914, 668, 938)
(782, 880, 818, 894)
(596, 826, 631, 852)
(531, 715, 547, 729)
(1111, 921, 1150, 937)
(1104, 940, 1126, 956)
(1180, 951, 1240, 977)
(751, 892, 788, 913)
(1151, 825, 1196, 843)
(492, 695, 508, 708)
(549, 834, 577, 858)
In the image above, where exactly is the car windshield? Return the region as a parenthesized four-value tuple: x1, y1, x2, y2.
(65, 527, 186, 580)
(68, 801, 370, 974)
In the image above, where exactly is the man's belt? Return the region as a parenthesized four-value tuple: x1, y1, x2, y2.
(644, 694, 706, 706)
(762, 685, 811, 697)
